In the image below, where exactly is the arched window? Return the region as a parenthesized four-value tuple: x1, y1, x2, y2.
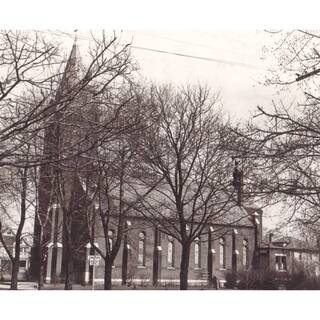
(167, 236, 174, 267)
(219, 238, 226, 269)
(194, 237, 201, 268)
(242, 239, 249, 269)
(108, 230, 114, 253)
(138, 232, 146, 266)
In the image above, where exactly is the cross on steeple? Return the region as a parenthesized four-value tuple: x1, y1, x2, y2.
(74, 29, 78, 43)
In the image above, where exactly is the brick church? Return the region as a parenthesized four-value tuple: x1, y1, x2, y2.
(30, 37, 265, 288)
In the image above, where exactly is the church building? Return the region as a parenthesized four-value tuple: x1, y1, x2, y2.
(30, 37, 266, 288)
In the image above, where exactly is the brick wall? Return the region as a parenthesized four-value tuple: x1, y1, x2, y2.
(92, 216, 256, 286)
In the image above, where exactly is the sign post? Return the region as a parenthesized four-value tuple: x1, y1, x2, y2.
(88, 255, 101, 290)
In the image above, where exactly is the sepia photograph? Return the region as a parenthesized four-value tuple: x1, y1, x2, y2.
(0, 1, 320, 319)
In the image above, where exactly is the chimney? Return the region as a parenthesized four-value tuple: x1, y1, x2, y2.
(269, 233, 273, 243)
(233, 160, 244, 206)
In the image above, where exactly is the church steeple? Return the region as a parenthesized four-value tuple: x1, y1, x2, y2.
(55, 32, 82, 99)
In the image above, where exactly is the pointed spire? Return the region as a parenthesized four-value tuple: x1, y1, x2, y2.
(55, 32, 82, 99)
(64, 31, 81, 79)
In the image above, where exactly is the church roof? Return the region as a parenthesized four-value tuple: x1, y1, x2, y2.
(259, 236, 318, 252)
(94, 177, 259, 229)
(209, 204, 258, 228)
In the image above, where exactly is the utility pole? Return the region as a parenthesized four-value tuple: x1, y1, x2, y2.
(92, 260, 96, 291)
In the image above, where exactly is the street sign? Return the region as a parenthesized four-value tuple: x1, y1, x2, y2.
(88, 255, 101, 266)
(88, 255, 101, 290)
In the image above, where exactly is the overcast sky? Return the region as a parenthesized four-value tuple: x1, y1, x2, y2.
(54, 29, 300, 122)
(115, 30, 298, 231)
(122, 30, 276, 118)
(38, 29, 300, 232)
(2, 0, 320, 313)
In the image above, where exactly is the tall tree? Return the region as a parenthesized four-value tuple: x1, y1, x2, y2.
(234, 30, 320, 229)
(81, 87, 157, 290)
(34, 31, 137, 290)
(0, 145, 32, 289)
(132, 84, 240, 290)
(0, 30, 136, 289)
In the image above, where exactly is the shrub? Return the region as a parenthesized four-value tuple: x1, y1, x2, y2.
(226, 269, 279, 290)
(286, 271, 320, 290)
(225, 272, 237, 289)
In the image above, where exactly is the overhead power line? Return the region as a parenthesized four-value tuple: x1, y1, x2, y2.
(132, 31, 225, 52)
(130, 45, 262, 69)
(47, 30, 263, 70)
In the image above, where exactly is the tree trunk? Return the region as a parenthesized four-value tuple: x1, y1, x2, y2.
(104, 259, 113, 290)
(153, 227, 159, 287)
(64, 257, 73, 290)
(10, 258, 19, 290)
(63, 204, 73, 290)
(121, 237, 128, 285)
(10, 167, 27, 290)
(37, 230, 44, 290)
(179, 244, 190, 290)
(64, 234, 73, 290)
(38, 260, 45, 290)
(64, 261, 73, 289)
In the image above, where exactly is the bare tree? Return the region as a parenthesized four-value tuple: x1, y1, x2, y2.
(79, 88, 158, 290)
(0, 31, 62, 168)
(0, 29, 138, 289)
(263, 30, 320, 89)
(85, 139, 136, 290)
(131, 84, 240, 290)
(228, 30, 320, 230)
(31, 31, 138, 290)
(0, 146, 32, 289)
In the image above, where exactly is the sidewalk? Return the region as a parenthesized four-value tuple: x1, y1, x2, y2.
(0, 281, 38, 290)
(0, 281, 216, 290)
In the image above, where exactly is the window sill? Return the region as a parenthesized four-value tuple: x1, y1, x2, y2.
(219, 268, 227, 271)
(137, 265, 146, 269)
(167, 267, 175, 270)
(276, 270, 288, 272)
(194, 267, 201, 270)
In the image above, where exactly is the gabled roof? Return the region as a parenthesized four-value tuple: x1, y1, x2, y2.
(0, 225, 32, 248)
(274, 236, 317, 251)
(260, 236, 318, 252)
(209, 204, 260, 228)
